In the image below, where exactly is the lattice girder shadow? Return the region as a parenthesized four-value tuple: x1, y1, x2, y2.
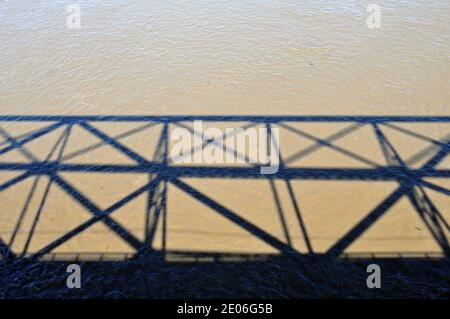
(0, 115, 449, 261)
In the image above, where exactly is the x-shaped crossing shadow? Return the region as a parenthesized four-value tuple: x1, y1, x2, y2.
(0, 115, 448, 261)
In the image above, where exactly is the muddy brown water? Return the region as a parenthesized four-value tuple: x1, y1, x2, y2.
(0, 1, 449, 261)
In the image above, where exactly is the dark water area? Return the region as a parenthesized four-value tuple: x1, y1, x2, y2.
(1, 253, 450, 298)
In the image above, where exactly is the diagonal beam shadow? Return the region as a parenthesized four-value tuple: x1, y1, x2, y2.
(144, 176, 162, 247)
(285, 179, 313, 254)
(0, 122, 73, 244)
(8, 175, 40, 248)
(374, 123, 449, 254)
(269, 179, 292, 246)
(378, 122, 450, 165)
(405, 135, 450, 167)
(78, 121, 151, 165)
(265, 122, 293, 248)
(373, 123, 405, 166)
(380, 122, 447, 146)
(33, 176, 163, 259)
(421, 136, 450, 170)
(50, 174, 143, 251)
(144, 180, 167, 252)
(0, 129, 43, 148)
(0, 122, 64, 158)
(269, 177, 292, 248)
(0, 126, 38, 161)
(22, 125, 73, 255)
(420, 190, 450, 233)
(418, 180, 450, 196)
(282, 122, 364, 166)
(268, 120, 315, 255)
(170, 121, 259, 164)
(7, 125, 73, 250)
(381, 121, 450, 166)
(171, 178, 299, 256)
(173, 122, 259, 165)
(0, 171, 32, 192)
(0, 122, 73, 148)
(408, 187, 450, 256)
(327, 125, 450, 257)
(327, 182, 411, 257)
(278, 122, 380, 167)
(268, 122, 313, 254)
(33, 123, 166, 258)
(410, 142, 450, 256)
(60, 122, 158, 162)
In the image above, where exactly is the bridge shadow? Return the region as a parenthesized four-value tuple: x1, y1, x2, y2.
(0, 114, 449, 298)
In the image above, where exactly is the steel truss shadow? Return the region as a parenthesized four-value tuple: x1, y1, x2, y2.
(0, 115, 449, 263)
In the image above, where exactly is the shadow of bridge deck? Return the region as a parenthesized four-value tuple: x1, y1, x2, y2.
(0, 115, 449, 297)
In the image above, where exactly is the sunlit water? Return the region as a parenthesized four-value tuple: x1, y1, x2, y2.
(1, 0, 449, 115)
(0, 1, 449, 259)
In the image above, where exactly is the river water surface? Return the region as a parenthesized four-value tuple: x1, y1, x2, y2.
(0, 1, 449, 259)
